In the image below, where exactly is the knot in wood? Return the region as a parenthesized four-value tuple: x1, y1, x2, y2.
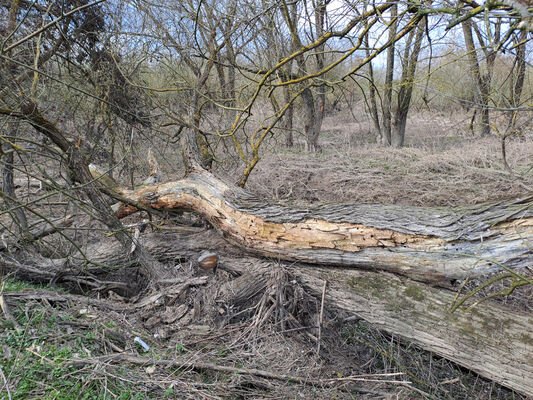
(20, 98, 39, 117)
(143, 193, 160, 204)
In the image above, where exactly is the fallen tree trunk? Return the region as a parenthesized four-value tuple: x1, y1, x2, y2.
(292, 265, 533, 397)
(6, 81, 531, 396)
(93, 167, 533, 284)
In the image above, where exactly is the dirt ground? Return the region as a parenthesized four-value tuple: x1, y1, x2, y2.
(1, 108, 532, 399)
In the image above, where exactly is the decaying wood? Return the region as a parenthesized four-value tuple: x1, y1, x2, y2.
(3, 114, 531, 395)
(291, 265, 533, 397)
(195, 247, 533, 395)
(90, 166, 533, 284)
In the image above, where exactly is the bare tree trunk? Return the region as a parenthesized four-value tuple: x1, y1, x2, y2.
(391, 17, 425, 148)
(276, 67, 295, 147)
(0, 0, 31, 240)
(283, 76, 295, 147)
(381, 3, 397, 146)
(507, 30, 527, 134)
(307, 0, 327, 153)
(1, 123, 31, 241)
(263, 1, 294, 147)
(226, 45, 236, 108)
(294, 265, 533, 397)
(190, 39, 218, 169)
(222, 2, 237, 110)
(301, 88, 321, 152)
(461, 20, 492, 136)
(282, 0, 324, 152)
(7, 227, 532, 396)
(365, 34, 382, 143)
(215, 55, 227, 102)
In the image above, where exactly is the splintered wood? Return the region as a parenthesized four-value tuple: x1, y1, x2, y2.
(230, 215, 439, 252)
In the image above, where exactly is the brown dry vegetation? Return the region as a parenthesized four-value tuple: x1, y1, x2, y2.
(2, 0, 533, 398)
(248, 108, 533, 206)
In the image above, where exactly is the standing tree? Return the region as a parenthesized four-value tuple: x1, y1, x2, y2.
(362, 5, 426, 147)
(280, 0, 329, 152)
(391, 15, 426, 147)
(461, 18, 497, 136)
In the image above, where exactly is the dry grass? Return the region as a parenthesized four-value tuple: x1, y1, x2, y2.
(246, 109, 533, 207)
(2, 107, 532, 400)
(3, 263, 528, 399)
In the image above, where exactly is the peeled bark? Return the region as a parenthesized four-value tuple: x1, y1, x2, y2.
(92, 167, 533, 285)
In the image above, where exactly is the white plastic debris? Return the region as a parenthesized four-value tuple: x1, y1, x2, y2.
(134, 337, 150, 352)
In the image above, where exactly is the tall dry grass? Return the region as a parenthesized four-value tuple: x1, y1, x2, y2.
(246, 108, 533, 206)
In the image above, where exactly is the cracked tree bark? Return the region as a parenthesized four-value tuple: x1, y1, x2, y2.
(4, 228, 532, 396)
(293, 265, 533, 397)
(91, 165, 533, 285)
(6, 106, 533, 396)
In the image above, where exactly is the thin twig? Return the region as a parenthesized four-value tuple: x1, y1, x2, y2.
(0, 283, 22, 332)
(2, 0, 107, 53)
(501, 134, 513, 174)
(0, 365, 12, 400)
(70, 353, 410, 386)
(317, 280, 327, 354)
(402, 383, 432, 398)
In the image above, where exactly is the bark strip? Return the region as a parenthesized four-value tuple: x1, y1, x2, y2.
(292, 265, 533, 397)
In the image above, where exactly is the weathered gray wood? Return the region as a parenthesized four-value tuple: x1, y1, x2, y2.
(92, 167, 533, 284)
(5, 228, 532, 396)
(291, 265, 533, 397)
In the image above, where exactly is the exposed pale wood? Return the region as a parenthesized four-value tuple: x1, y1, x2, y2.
(91, 167, 533, 284)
